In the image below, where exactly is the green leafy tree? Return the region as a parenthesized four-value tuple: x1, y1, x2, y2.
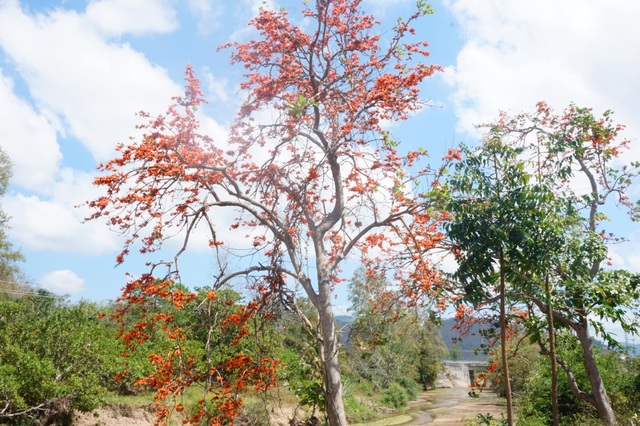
(444, 139, 552, 425)
(0, 295, 122, 424)
(484, 103, 640, 425)
(446, 104, 640, 425)
(346, 268, 446, 394)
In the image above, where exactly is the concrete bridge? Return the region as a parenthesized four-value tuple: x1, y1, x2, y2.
(436, 360, 489, 388)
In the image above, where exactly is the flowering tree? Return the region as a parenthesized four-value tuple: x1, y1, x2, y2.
(87, 1, 445, 424)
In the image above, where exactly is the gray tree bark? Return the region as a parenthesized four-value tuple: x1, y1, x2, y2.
(575, 321, 617, 425)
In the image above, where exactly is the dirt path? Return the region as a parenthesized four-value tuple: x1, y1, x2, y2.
(354, 388, 506, 426)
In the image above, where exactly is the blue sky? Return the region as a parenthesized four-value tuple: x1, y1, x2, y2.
(1, 0, 639, 337)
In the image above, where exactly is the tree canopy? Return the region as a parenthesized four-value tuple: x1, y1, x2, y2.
(87, 1, 446, 424)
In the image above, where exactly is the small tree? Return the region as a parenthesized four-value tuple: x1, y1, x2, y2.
(444, 140, 552, 425)
(87, 1, 444, 424)
(346, 268, 446, 392)
(473, 103, 640, 425)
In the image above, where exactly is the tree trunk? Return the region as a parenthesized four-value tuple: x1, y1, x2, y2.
(575, 321, 617, 425)
(545, 275, 559, 426)
(499, 249, 514, 426)
(316, 282, 348, 426)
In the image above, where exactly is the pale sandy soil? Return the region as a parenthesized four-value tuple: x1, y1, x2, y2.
(73, 404, 155, 426)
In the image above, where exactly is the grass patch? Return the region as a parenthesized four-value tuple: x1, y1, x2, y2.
(103, 391, 154, 407)
(344, 392, 380, 423)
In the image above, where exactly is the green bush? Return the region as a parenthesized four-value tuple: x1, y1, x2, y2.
(381, 382, 408, 409)
(516, 337, 640, 425)
(395, 376, 420, 401)
(0, 297, 122, 424)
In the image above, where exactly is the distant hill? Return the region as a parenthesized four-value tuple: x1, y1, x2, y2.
(335, 315, 352, 326)
(438, 318, 640, 360)
(439, 318, 489, 361)
(335, 314, 640, 361)
(336, 315, 491, 361)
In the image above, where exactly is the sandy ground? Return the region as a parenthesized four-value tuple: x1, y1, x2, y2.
(73, 404, 156, 426)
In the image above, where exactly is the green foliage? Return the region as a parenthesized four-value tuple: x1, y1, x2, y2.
(345, 268, 446, 391)
(515, 334, 640, 424)
(446, 105, 640, 424)
(0, 295, 123, 423)
(342, 391, 378, 424)
(380, 382, 408, 409)
(476, 412, 507, 426)
(395, 377, 420, 400)
(518, 343, 594, 424)
(444, 140, 568, 305)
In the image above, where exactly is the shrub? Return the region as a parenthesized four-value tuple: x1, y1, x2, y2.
(395, 376, 420, 401)
(381, 382, 408, 409)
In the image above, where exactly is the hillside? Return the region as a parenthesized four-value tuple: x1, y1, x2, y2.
(439, 318, 490, 361)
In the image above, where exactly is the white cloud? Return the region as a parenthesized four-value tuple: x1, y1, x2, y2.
(5, 192, 118, 254)
(0, 1, 182, 163)
(0, 1, 231, 255)
(39, 269, 85, 294)
(187, 0, 223, 35)
(202, 67, 233, 105)
(85, 0, 178, 37)
(5, 168, 120, 254)
(0, 68, 61, 192)
(444, 0, 640, 141)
